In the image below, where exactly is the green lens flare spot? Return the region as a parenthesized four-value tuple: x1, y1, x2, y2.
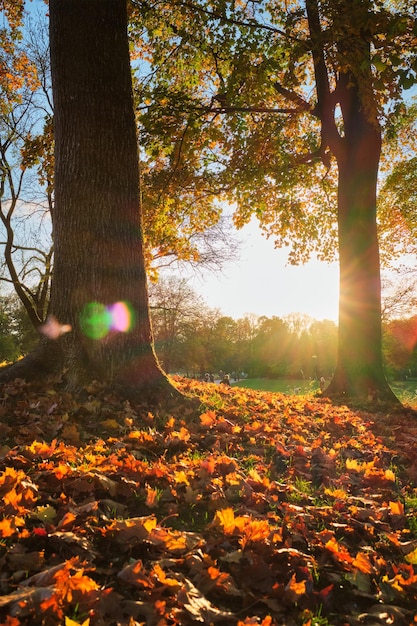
(80, 302, 112, 340)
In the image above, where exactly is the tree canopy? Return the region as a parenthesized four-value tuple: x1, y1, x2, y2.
(130, 0, 417, 402)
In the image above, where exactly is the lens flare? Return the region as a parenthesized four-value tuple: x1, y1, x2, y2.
(80, 301, 135, 339)
(108, 301, 134, 332)
(80, 302, 112, 340)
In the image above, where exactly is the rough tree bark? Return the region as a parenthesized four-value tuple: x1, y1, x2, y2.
(306, 0, 398, 404)
(0, 0, 178, 400)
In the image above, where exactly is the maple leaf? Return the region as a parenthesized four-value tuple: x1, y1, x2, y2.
(0, 516, 25, 538)
(240, 518, 271, 548)
(52, 462, 73, 480)
(200, 410, 217, 428)
(177, 578, 235, 623)
(53, 567, 99, 603)
(324, 536, 354, 565)
(0, 517, 17, 538)
(40, 594, 64, 620)
(108, 516, 157, 543)
(212, 508, 236, 534)
(149, 527, 189, 553)
(117, 560, 153, 589)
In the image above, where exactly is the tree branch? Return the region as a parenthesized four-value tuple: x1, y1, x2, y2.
(273, 83, 313, 113)
(305, 0, 343, 161)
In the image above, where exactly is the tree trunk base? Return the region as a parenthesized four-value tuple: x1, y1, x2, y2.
(0, 341, 192, 408)
(0, 341, 64, 384)
(324, 371, 401, 409)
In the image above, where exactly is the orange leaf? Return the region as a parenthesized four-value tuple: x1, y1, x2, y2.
(2, 617, 21, 626)
(389, 501, 404, 516)
(3, 487, 37, 514)
(286, 573, 306, 597)
(352, 551, 373, 574)
(240, 519, 271, 547)
(145, 486, 159, 508)
(28, 440, 57, 458)
(0, 517, 16, 538)
(325, 536, 354, 564)
(200, 411, 216, 428)
(52, 462, 72, 480)
(149, 527, 188, 552)
(40, 594, 63, 620)
(152, 563, 180, 587)
(58, 512, 77, 529)
(213, 508, 235, 534)
(0, 467, 25, 489)
(200, 457, 215, 474)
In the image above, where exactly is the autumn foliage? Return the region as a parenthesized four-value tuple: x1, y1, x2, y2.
(0, 377, 417, 625)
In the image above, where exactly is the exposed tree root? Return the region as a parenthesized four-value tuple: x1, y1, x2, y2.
(0, 341, 198, 410)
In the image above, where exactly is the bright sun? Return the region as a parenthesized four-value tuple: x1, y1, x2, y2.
(187, 219, 340, 322)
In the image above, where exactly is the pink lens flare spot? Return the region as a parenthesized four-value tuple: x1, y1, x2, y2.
(109, 301, 134, 332)
(39, 316, 72, 340)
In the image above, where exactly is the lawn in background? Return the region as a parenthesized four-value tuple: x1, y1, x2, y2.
(232, 377, 417, 405)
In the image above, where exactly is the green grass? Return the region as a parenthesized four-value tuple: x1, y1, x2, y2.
(389, 379, 417, 405)
(232, 377, 417, 405)
(231, 378, 320, 394)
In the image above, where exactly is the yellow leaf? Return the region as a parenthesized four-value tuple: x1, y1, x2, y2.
(324, 487, 348, 500)
(173, 470, 189, 485)
(405, 547, 417, 565)
(214, 508, 235, 534)
(385, 469, 396, 482)
(65, 617, 90, 626)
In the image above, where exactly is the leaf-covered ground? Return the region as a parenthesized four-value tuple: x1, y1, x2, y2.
(1, 376, 417, 626)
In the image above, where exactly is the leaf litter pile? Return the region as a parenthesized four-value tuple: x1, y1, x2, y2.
(1, 377, 417, 625)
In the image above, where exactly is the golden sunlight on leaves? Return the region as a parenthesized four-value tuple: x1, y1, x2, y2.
(53, 566, 99, 603)
(0, 377, 417, 624)
(213, 507, 236, 534)
(200, 410, 217, 428)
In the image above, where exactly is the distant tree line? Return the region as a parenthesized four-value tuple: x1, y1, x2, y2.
(0, 277, 416, 382)
(147, 277, 416, 381)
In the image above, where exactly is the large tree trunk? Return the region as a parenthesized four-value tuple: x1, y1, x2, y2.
(325, 76, 398, 404)
(306, 0, 398, 405)
(0, 0, 177, 400)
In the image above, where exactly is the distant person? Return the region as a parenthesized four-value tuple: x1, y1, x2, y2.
(320, 376, 326, 392)
(209, 373, 215, 382)
(204, 373, 210, 382)
(221, 374, 231, 386)
(219, 370, 224, 381)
